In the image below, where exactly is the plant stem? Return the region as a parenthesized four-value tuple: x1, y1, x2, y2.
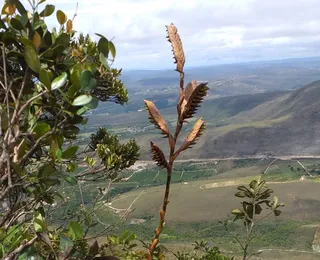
(148, 164, 173, 259)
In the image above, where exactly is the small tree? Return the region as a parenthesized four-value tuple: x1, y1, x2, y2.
(222, 177, 284, 260)
(0, 1, 139, 259)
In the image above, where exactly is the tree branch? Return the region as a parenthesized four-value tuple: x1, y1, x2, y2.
(3, 236, 38, 260)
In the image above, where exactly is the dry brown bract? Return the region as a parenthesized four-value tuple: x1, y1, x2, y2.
(144, 100, 170, 136)
(150, 141, 169, 169)
(165, 23, 185, 73)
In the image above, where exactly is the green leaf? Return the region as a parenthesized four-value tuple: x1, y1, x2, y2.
(43, 30, 52, 46)
(98, 37, 109, 57)
(56, 10, 67, 25)
(68, 221, 83, 240)
(39, 4, 55, 17)
(20, 37, 33, 46)
(77, 106, 90, 115)
(51, 72, 67, 90)
(55, 33, 69, 47)
(60, 235, 73, 252)
(95, 33, 106, 39)
(71, 69, 81, 88)
(62, 146, 79, 159)
(33, 211, 45, 233)
(24, 45, 41, 73)
(108, 41, 116, 59)
(80, 70, 97, 91)
(86, 96, 99, 109)
(0, 228, 6, 240)
(15, 1, 27, 15)
(20, 13, 28, 26)
(10, 17, 23, 30)
(67, 84, 80, 98)
(72, 94, 93, 106)
(39, 68, 52, 88)
(99, 53, 109, 68)
(33, 123, 51, 140)
(50, 138, 59, 161)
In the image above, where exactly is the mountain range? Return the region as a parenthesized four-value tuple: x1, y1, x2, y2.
(86, 56, 320, 159)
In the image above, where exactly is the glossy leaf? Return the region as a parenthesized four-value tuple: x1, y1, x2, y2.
(15, 1, 27, 15)
(51, 72, 67, 90)
(68, 221, 83, 240)
(20, 13, 28, 26)
(33, 123, 51, 140)
(98, 37, 109, 57)
(72, 94, 93, 106)
(99, 52, 109, 68)
(55, 33, 69, 47)
(56, 10, 67, 25)
(62, 146, 79, 159)
(24, 45, 41, 72)
(71, 69, 81, 87)
(80, 70, 92, 88)
(33, 211, 45, 232)
(9, 17, 23, 30)
(39, 4, 55, 17)
(85, 96, 99, 109)
(39, 68, 52, 88)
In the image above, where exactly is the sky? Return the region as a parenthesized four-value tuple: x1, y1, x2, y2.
(27, 0, 320, 69)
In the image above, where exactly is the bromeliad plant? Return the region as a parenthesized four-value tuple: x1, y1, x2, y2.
(144, 23, 209, 259)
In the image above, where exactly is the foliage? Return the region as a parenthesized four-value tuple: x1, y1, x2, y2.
(0, 0, 139, 259)
(174, 240, 232, 260)
(221, 177, 285, 260)
(144, 23, 209, 259)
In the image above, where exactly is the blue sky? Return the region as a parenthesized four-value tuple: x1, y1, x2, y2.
(24, 0, 320, 70)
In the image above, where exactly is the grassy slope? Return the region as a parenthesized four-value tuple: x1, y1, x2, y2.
(101, 159, 320, 257)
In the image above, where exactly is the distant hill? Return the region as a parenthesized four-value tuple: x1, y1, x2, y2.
(120, 56, 320, 98)
(99, 79, 320, 159)
(86, 57, 320, 159)
(194, 80, 320, 158)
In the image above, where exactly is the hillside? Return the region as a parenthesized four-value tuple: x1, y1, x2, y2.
(197, 80, 320, 158)
(99, 79, 320, 159)
(82, 58, 320, 159)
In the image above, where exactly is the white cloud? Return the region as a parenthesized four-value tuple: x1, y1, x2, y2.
(24, 0, 320, 69)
